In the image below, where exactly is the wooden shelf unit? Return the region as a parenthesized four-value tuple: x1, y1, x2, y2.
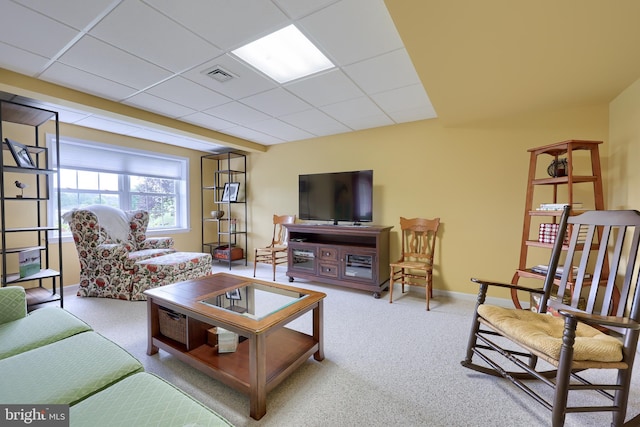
(284, 223, 392, 298)
(511, 139, 604, 308)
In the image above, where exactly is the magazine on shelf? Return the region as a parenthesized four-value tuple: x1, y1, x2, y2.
(537, 202, 584, 211)
(531, 264, 591, 279)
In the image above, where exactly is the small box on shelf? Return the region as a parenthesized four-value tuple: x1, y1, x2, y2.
(213, 245, 243, 261)
(207, 326, 238, 353)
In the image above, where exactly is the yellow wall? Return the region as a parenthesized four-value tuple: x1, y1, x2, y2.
(249, 104, 609, 298)
(609, 77, 640, 210)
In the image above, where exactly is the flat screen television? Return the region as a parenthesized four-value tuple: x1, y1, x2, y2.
(298, 170, 373, 225)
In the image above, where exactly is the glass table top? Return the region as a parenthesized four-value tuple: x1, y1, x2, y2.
(200, 282, 308, 320)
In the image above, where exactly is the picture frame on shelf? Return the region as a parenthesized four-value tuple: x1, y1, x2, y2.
(225, 288, 242, 300)
(5, 138, 36, 168)
(221, 182, 240, 202)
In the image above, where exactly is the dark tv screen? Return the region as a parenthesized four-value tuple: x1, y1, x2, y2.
(298, 170, 373, 224)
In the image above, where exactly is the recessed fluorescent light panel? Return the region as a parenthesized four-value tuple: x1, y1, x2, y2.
(232, 25, 334, 84)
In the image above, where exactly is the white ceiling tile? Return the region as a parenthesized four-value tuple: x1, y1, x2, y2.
(57, 36, 172, 89)
(248, 118, 315, 141)
(242, 88, 311, 117)
(48, 108, 93, 125)
(90, 1, 220, 73)
(40, 62, 138, 101)
(123, 93, 197, 118)
(372, 84, 436, 119)
(299, 0, 403, 66)
(146, 77, 231, 111)
(224, 126, 285, 145)
(128, 128, 228, 152)
(344, 49, 421, 94)
(181, 112, 237, 131)
(0, 1, 79, 58)
(0, 42, 49, 76)
(144, 0, 288, 50)
(205, 102, 270, 126)
(346, 113, 394, 130)
(13, 0, 116, 30)
(273, 0, 340, 19)
(280, 109, 351, 136)
(183, 54, 277, 99)
(0, 0, 434, 148)
(286, 69, 364, 107)
(386, 105, 438, 124)
(74, 116, 143, 135)
(321, 96, 393, 129)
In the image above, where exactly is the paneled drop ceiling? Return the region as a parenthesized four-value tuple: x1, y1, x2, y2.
(0, 0, 436, 152)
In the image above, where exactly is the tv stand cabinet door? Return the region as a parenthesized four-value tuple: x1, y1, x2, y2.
(340, 247, 376, 284)
(288, 245, 317, 276)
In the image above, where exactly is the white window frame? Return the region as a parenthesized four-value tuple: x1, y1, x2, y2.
(47, 134, 190, 240)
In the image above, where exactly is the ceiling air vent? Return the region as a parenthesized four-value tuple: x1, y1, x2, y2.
(204, 66, 236, 83)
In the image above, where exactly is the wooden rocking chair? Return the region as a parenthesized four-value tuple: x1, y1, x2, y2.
(461, 207, 640, 426)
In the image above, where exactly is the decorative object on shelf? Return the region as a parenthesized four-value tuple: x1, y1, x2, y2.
(213, 245, 243, 261)
(538, 223, 567, 244)
(230, 218, 237, 233)
(214, 327, 239, 353)
(18, 248, 40, 278)
(14, 180, 27, 198)
(221, 182, 240, 202)
(225, 288, 241, 300)
(546, 158, 568, 177)
(5, 138, 36, 168)
(210, 210, 224, 220)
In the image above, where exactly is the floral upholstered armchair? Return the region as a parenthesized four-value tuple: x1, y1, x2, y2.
(65, 206, 175, 300)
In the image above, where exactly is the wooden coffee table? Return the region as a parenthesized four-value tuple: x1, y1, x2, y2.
(145, 272, 326, 420)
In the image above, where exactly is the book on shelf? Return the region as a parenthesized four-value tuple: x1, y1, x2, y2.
(537, 202, 583, 211)
(530, 264, 591, 279)
(18, 249, 40, 278)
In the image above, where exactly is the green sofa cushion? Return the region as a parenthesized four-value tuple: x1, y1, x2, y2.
(70, 372, 233, 427)
(0, 307, 92, 360)
(0, 331, 143, 405)
(0, 287, 27, 324)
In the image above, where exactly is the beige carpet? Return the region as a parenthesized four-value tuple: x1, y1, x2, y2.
(62, 264, 640, 427)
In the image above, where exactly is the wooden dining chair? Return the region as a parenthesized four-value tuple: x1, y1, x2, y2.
(462, 207, 640, 426)
(389, 217, 440, 310)
(253, 214, 296, 281)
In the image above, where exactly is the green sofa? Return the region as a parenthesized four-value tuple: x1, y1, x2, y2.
(0, 287, 232, 426)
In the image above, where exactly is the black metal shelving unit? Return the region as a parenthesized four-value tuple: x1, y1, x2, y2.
(0, 99, 63, 308)
(201, 151, 247, 269)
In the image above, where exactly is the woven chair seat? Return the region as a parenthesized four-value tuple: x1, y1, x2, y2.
(478, 304, 623, 363)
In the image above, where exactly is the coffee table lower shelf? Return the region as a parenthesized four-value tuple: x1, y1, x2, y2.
(151, 327, 318, 393)
(144, 273, 326, 420)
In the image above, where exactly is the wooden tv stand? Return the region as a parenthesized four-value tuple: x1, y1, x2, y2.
(284, 224, 392, 298)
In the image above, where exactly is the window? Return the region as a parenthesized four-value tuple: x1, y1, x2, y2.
(49, 135, 189, 236)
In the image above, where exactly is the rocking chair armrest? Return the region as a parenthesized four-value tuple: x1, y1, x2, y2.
(558, 309, 640, 331)
(470, 278, 545, 295)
